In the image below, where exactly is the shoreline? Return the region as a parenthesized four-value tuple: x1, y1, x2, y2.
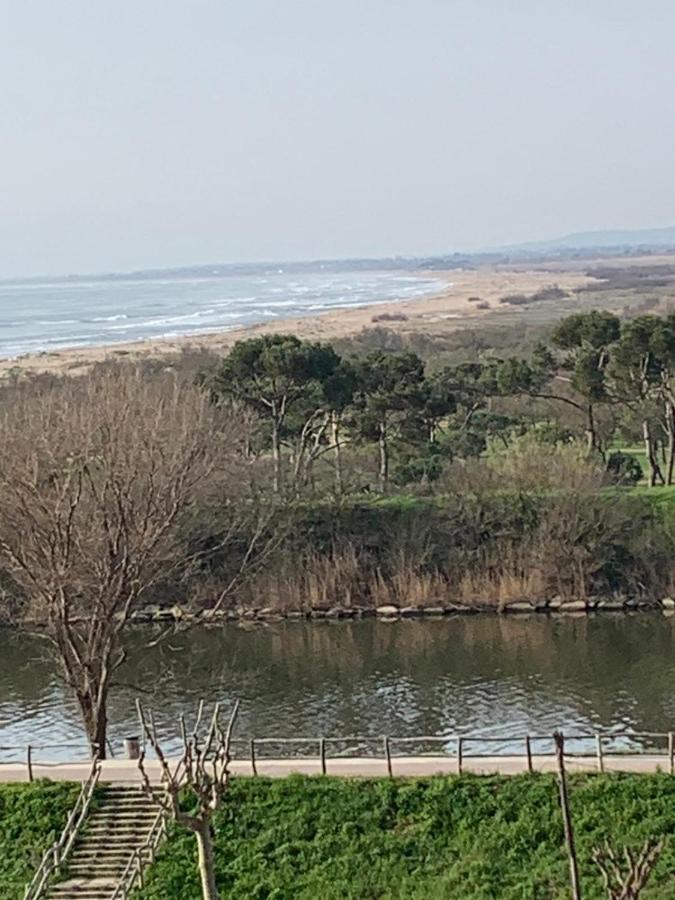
(129, 593, 673, 623)
(7, 595, 668, 630)
(0, 265, 594, 376)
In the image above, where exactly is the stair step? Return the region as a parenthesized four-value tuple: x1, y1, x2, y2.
(77, 841, 150, 849)
(71, 845, 144, 862)
(42, 786, 167, 898)
(90, 812, 156, 819)
(49, 880, 116, 897)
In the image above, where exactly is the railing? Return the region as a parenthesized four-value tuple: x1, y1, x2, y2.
(237, 730, 675, 777)
(0, 741, 109, 780)
(23, 756, 102, 900)
(110, 808, 168, 900)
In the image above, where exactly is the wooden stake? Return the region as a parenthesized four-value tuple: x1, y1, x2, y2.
(525, 736, 533, 773)
(319, 737, 326, 775)
(554, 731, 582, 900)
(669, 732, 674, 775)
(596, 734, 604, 773)
(26, 745, 33, 783)
(250, 739, 257, 776)
(384, 736, 392, 777)
(457, 737, 464, 775)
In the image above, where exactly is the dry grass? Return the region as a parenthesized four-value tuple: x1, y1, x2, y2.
(240, 547, 364, 611)
(457, 569, 547, 609)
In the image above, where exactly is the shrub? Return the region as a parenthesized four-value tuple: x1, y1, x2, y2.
(606, 451, 644, 486)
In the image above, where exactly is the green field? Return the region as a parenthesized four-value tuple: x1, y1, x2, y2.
(136, 774, 675, 900)
(0, 780, 79, 899)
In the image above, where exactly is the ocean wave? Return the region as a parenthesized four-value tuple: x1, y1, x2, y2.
(106, 309, 219, 330)
(0, 269, 445, 359)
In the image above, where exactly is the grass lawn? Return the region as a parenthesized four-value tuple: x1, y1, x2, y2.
(0, 780, 79, 899)
(137, 773, 675, 900)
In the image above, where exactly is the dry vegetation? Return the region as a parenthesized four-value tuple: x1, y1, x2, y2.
(0, 369, 266, 754)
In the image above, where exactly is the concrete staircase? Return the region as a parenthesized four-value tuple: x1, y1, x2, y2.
(47, 785, 161, 900)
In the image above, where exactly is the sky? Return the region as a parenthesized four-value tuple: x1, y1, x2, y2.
(1, 0, 675, 277)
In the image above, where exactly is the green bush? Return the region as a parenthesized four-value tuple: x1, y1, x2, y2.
(606, 450, 644, 486)
(0, 781, 79, 898)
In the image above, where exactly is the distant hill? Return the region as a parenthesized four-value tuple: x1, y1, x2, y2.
(501, 225, 675, 254)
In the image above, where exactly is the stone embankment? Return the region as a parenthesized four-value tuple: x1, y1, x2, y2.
(128, 596, 675, 625)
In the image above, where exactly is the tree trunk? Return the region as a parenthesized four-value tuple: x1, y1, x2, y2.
(585, 403, 601, 456)
(78, 689, 108, 760)
(378, 422, 388, 493)
(643, 419, 665, 487)
(331, 413, 343, 494)
(271, 417, 282, 494)
(195, 822, 219, 900)
(666, 401, 675, 486)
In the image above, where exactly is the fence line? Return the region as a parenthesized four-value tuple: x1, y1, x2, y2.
(1, 730, 674, 780)
(239, 730, 675, 777)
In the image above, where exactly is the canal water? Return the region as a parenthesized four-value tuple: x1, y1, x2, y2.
(1, 615, 675, 761)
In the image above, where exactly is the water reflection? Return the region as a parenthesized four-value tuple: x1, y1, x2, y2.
(1, 615, 674, 761)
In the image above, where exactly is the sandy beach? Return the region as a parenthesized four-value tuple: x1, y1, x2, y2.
(0, 266, 594, 377)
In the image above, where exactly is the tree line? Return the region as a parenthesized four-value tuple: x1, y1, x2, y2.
(200, 311, 675, 491)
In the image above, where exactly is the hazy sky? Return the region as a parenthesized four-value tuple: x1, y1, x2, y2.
(2, 0, 675, 277)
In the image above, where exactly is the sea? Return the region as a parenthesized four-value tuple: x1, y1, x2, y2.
(0, 264, 446, 359)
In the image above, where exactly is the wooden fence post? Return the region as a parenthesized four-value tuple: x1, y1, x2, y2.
(596, 734, 604, 773)
(26, 744, 33, 782)
(250, 739, 257, 776)
(525, 736, 533, 773)
(457, 737, 464, 775)
(669, 732, 674, 776)
(384, 736, 392, 777)
(319, 737, 326, 775)
(554, 732, 582, 900)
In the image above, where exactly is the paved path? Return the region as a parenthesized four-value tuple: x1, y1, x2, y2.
(1, 754, 672, 783)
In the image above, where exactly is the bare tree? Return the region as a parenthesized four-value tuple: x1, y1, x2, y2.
(136, 698, 239, 900)
(0, 369, 247, 757)
(593, 839, 664, 900)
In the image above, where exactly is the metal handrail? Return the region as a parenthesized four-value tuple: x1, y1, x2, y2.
(110, 808, 168, 900)
(23, 757, 102, 900)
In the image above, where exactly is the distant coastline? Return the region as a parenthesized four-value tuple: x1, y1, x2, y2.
(0, 263, 595, 376)
(0, 265, 447, 362)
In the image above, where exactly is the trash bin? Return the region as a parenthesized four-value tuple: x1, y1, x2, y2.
(124, 736, 141, 760)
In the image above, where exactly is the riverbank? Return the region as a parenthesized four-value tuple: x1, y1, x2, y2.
(0, 265, 592, 376)
(127, 594, 673, 624)
(115, 775, 675, 898)
(6, 774, 675, 899)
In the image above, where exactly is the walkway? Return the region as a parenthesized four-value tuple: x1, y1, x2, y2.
(2, 753, 673, 783)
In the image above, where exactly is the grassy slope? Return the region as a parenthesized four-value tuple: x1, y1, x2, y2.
(0, 780, 79, 899)
(139, 774, 675, 900)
